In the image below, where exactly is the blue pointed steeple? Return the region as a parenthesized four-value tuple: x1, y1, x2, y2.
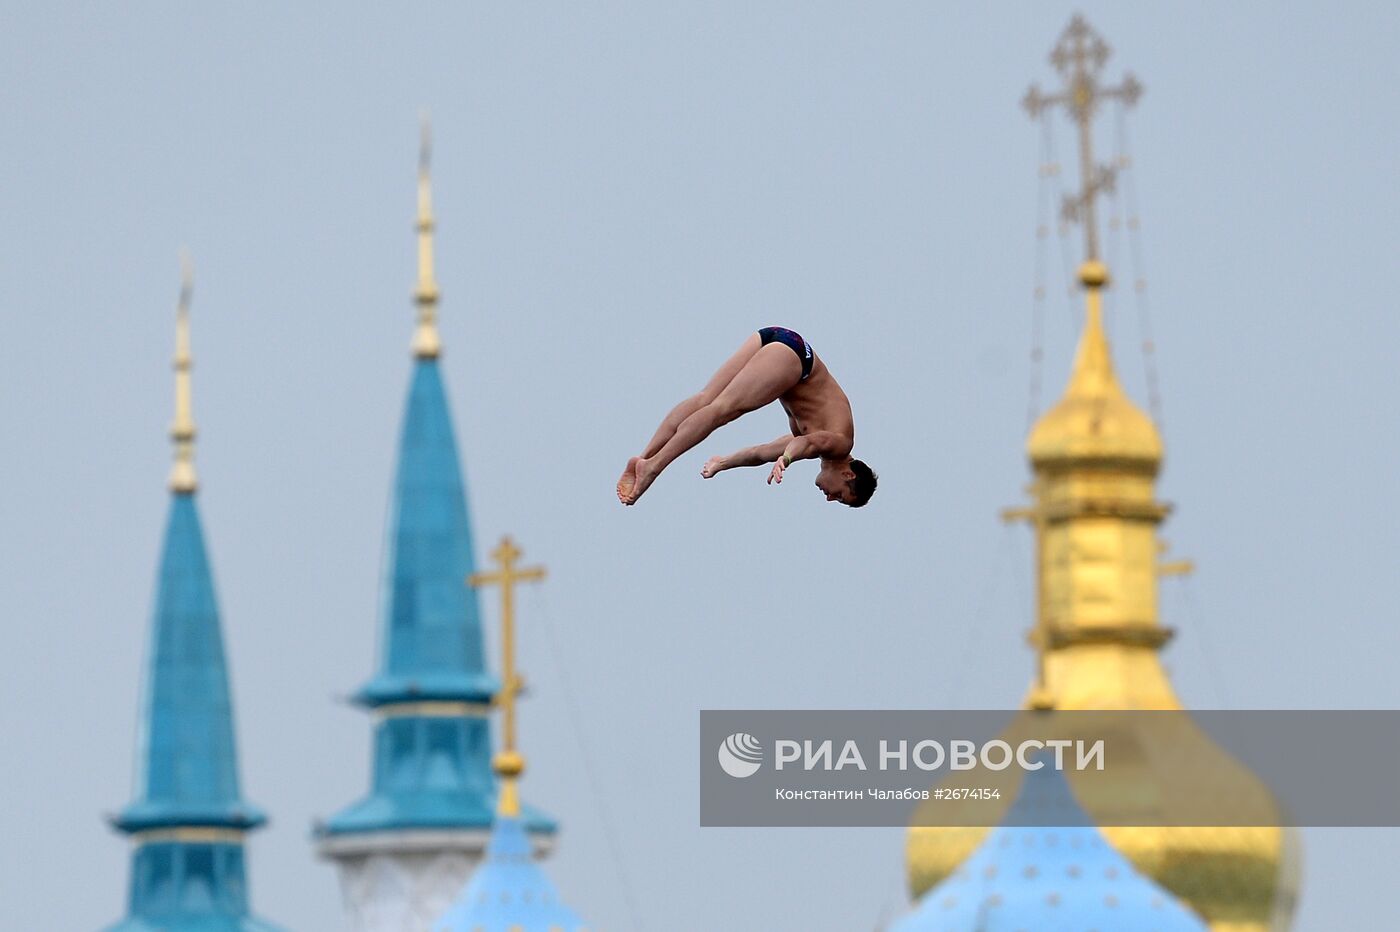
(114, 494, 266, 836)
(320, 125, 554, 855)
(351, 356, 495, 708)
(105, 260, 284, 932)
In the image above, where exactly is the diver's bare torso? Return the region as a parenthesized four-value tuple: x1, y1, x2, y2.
(778, 355, 854, 450)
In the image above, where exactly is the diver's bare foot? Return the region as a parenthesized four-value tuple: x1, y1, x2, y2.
(628, 458, 659, 504)
(617, 457, 640, 504)
(701, 456, 725, 479)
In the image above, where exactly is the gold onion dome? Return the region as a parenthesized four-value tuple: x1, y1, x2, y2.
(1027, 261, 1163, 471)
(907, 19, 1300, 927)
(904, 257, 1301, 931)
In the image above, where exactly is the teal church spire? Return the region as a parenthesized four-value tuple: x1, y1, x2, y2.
(105, 260, 284, 932)
(351, 353, 495, 709)
(320, 123, 553, 853)
(890, 759, 1206, 932)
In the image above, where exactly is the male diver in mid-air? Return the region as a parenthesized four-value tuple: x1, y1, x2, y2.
(617, 326, 877, 507)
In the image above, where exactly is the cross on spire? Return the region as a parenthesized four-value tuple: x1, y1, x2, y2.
(1022, 15, 1142, 262)
(468, 535, 547, 817)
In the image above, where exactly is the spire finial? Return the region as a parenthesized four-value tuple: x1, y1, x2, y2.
(413, 112, 442, 359)
(1023, 15, 1142, 263)
(1064, 258, 1123, 396)
(169, 250, 198, 493)
(468, 535, 547, 817)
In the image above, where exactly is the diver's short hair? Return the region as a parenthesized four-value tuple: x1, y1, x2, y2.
(847, 460, 878, 508)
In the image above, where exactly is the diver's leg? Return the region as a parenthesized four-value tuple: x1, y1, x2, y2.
(625, 343, 801, 504)
(619, 333, 763, 501)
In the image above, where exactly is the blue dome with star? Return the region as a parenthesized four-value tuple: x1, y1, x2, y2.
(890, 763, 1207, 932)
(433, 815, 588, 932)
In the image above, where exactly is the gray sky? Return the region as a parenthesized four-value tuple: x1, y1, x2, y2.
(2, 3, 1398, 930)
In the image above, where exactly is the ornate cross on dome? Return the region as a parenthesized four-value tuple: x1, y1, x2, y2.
(1022, 15, 1143, 262)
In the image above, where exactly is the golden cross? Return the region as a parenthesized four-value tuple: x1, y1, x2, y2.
(468, 535, 546, 815)
(1022, 15, 1143, 263)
